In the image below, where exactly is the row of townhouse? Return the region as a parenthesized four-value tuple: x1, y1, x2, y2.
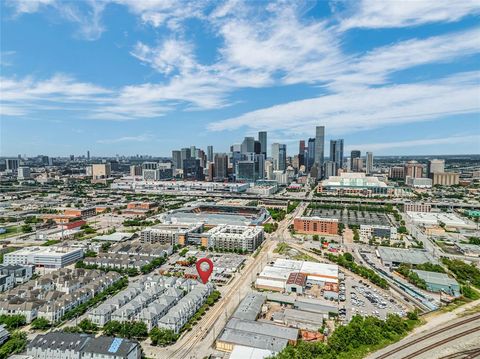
(158, 282, 214, 334)
(83, 254, 151, 271)
(0, 264, 34, 292)
(88, 276, 193, 327)
(38, 272, 122, 322)
(0, 269, 122, 323)
(88, 275, 204, 331)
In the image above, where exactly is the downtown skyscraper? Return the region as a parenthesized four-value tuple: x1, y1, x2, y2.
(329, 139, 344, 173)
(314, 126, 325, 178)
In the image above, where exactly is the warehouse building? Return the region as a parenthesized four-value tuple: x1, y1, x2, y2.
(377, 247, 436, 268)
(406, 212, 475, 230)
(412, 270, 460, 297)
(27, 332, 141, 359)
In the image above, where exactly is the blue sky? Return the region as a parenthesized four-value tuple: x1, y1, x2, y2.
(1, 0, 479, 157)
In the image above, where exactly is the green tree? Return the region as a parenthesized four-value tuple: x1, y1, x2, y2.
(150, 328, 179, 346)
(30, 317, 51, 330)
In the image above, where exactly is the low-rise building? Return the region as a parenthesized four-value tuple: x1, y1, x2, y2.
(293, 217, 338, 236)
(405, 176, 432, 188)
(412, 270, 460, 297)
(0, 324, 9, 345)
(377, 247, 436, 268)
(0, 264, 33, 285)
(360, 225, 397, 241)
(27, 332, 141, 359)
(455, 243, 480, 257)
(430, 172, 460, 186)
(403, 203, 431, 213)
(318, 173, 393, 196)
(3, 246, 83, 268)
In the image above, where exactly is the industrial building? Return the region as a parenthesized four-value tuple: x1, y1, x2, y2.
(412, 270, 460, 297)
(111, 179, 249, 193)
(403, 203, 431, 213)
(3, 246, 83, 268)
(377, 247, 436, 268)
(406, 212, 475, 230)
(216, 293, 299, 354)
(27, 332, 141, 359)
(256, 259, 338, 292)
(293, 217, 338, 236)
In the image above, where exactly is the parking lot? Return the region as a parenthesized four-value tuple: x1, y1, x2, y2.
(339, 275, 406, 322)
(309, 208, 393, 227)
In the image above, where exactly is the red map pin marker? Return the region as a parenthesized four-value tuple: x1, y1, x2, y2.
(196, 258, 213, 284)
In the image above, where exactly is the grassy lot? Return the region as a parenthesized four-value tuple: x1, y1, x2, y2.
(0, 226, 22, 240)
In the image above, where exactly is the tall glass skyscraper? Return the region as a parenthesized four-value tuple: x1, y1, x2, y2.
(258, 131, 267, 157)
(329, 139, 344, 171)
(314, 126, 325, 178)
(271, 143, 286, 171)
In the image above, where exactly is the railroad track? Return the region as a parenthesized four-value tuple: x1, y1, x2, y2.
(439, 348, 480, 359)
(375, 314, 480, 359)
(169, 238, 275, 358)
(401, 326, 480, 359)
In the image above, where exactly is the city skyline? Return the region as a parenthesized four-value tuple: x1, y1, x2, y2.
(1, 1, 480, 156)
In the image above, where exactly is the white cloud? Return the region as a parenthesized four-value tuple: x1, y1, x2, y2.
(338, 0, 480, 30)
(7, 0, 55, 14)
(96, 134, 153, 144)
(208, 71, 480, 136)
(346, 135, 480, 153)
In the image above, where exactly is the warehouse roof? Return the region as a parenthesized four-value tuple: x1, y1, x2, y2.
(412, 270, 459, 287)
(377, 247, 436, 265)
(226, 318, 298, 341)
(218, 328, 289, 353)
(232, 293, 266, 321)
(230, 345, 275, 359)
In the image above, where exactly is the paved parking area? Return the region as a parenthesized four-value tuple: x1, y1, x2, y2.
(339, 275, 406, 323)
(309, 208, 393, 226)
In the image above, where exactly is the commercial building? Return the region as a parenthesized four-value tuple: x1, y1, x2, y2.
(293, 217, 338, 235)
(406, 211, 475, 230)
(318, 172, 392, 196)
(360, 225, 397, 240)
(258, 131, 267, 157)
(92, 163, 111, 180)
(431, 172, 460, 186)
(3, 246, 83, 268)
(377, 247, 436, 268)
(214, 153, 229, 180)
(403, 203, 431, 213)
(64, 207, 96, 218)
(207, 225, 264, 252)
(271, 143, 287, 171)
(17, 166, 31, 180)
(350, 150, 361, 171)
(404, 161, 423, 178)
(140, 223, 203, 246)
(314, 126, 325, 178)
(405, 176, 432, 188)
(329, 139, 343, 173)
(27, 332, 141, 359)
(366, 152, 373, 174)
(389, 166, 405, 179)
(129, 165, 141, 177)
(412, 270, 460, 297)
(427, 159, 445, 175)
